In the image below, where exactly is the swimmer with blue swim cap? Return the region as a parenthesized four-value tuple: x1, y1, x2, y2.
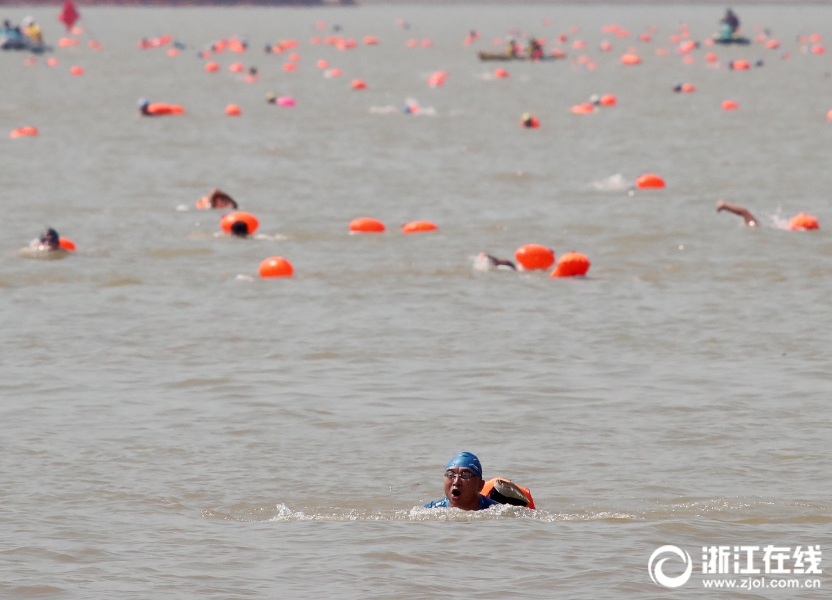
(424, 452, 500, 511)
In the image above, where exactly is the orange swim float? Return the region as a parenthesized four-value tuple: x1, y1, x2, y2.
(551, 252, 591, 278)
(259, 256, 294, 278)
(147, 103, 185, 116)
(204, 62, 220, 73)
(636, 174, 665, 189)
(10, 126, 39, 138)
(351, 79, 367, 90)
(722, 100, 740, 111)
(620, 53, 642, 65)
(481, 478, 535, 509)
(59, 238, 76, 251)
(600, 94, 617, 106)
(225, 104, 242, 116)
(494, 68, 509, 78)
(788, 214, 819, 231)
(515, 244, 555, 270)
(220, 212, 259, 234)
(571, 103, 594, 114)
(69, 65, 84, 76)
(401, 221, 437, 234)
(349, 217, 385, 233)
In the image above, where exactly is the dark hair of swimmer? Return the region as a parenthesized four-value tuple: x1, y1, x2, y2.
(39, 228, 60, 249)
(137, 98, 150, 116)
(230, 221, 249, 237)
(487, 254, 517, 270)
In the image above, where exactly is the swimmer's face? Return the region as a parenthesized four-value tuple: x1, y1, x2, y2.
(443, 468, 484, 509)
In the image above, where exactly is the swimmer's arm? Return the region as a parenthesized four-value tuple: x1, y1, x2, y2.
(716, 201, 758, 226)
(487, 254, 517, 270)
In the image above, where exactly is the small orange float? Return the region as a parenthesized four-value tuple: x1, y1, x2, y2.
(59, 238, 76, 251)
(811, 45, 825, 55)
(146, 103, 185, 115)
(167, 48, 179, 57)
(221, 212, 259, 234)
(229, 62, 244, 73)
(731, 59, 751, 70)
(317, 59, 329, 69)
(788, 214, 819, 231)
(765, 39, 780, 49)
(722, 100, 739, 110)
(259, 256, 294, 278)
(58, 37, 79, 47)
(351, 79, 367, 90)
(46, 58, 58, 67)
(481, 478, 535, 509)
(680, 83, 695, 93)
(620, 53, 642, 65)
(635, 174, 665, 189)
(225, 104, 242, 116)
(10, 126, 39, 138)
(600, 94, 617, 106)
(705, 52, 718, 62)
(69, 65, 84, 76)
(349, 217, 385, 233)
(494, 68, 509, 78)
(363, 35, 379, 45)
(551, 252, 591, 278)
(571, 103, 594, 114)
(283, 62, 297, 72)
(204, 61, 220, 73)
(402, 221, 437, 234)
(515, 244, 555, 270)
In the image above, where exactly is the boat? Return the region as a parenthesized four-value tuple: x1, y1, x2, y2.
(478, 50, 566, 61)
(712, 35, 751, 45)
(1, 28, 50, 53)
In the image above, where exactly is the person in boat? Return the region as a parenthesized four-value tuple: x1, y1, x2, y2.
(722, 9, 740, 34)
(477, 252, 517, 270)
(30, 228, 61, 251)
(22, 17, 42, 44)
(197, 188, 238, 210)
(717, 200, 758, 227)
(527, 37, 543, 60)
(424, 452, 500, 511)
(506, 39, 518, 58)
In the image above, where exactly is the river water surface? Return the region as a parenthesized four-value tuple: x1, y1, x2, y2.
(1, 4, 831, 598)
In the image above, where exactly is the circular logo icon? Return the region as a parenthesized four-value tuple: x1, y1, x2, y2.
(648, 545, 693, 588)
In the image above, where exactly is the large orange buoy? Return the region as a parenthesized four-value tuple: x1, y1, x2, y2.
(788, 213, 819, 231)
(146, 103, 185, 116)
(259, 256, 294, 278)
(349, 217, 385, 233)
(494, 68, 509, 78)
(10, 126, 39, 138)
(225, 104, 242, 116)
(351, 79, 367, 90)
(722, 100, 740, 110)
(481, 478, 535, 509)
(571, 103, 594, 114)
(620, 53, 642, 65)
(551, 251, 591, 278)
(600, 94, 617, 106)
(401, 220, 437, 234)
(69, 65, 84, 76)
(515, 244, 555, 270)
(635, 174, 665, 189)
(204, 61, 220, 73)
(221, 212, 259, 234)
(59, 238, 76, 251)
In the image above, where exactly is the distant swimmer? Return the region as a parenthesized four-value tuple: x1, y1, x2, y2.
(266, 92, 277, 104)
(717, 200, 758, 227)
(229, 221, 250, 237)
(19, 227, 70, 258)
(138, 98, 151, 116)
(476, 252, 517, 270)
(196, 188, 238, 210)
(424, 452, 500, 511)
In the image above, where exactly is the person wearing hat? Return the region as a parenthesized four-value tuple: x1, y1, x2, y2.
(424, 452, 500, 511)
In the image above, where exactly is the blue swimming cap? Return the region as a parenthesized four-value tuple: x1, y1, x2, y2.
(446, 452, 482, 478)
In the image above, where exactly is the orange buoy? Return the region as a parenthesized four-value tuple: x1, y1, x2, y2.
(349, 217, 385, 233)
(363, 35, 379, 45)
(635, 174, 665, 189)
(481, 478, 536, 509)
(401, 220, 437, 234)
(722, 100, 740, 110)
(515, 244, 555, 270)
(571, 103, 594, 114)
(146, 103, 185, 116)
(283, 62, 298, 72)
(827, 109, 832, 121)
(317, 59, 329, 69)
(351, 79, 367, 90)
(765, 39, 780, 49)
(259, 256, 294, 278)
(494, 68, 509, 78)
(69, 65, 84, 76)
(600, 42, 612, 51)
(58, 37, 79, 47)
(655, 48, 669, 56)
(59, 238, 76, 252)
(788, 214, 819, 231)
(204, 61, 220, 73)
(620, 53, 642, 65)
(225, 104, 242, 116)
(421, 39, 433, 47)
(572, 40, 587, 49)
(288, 53, 300, 61)
(220, 212, 259, 234)
(46, 58, 58, 67)
(167, 48, 179, 57)
(705, 52, 718, 62)
(327, 68, 342, 77)
(680, 83, 695, 93)
(229, 63, 244, 73)
(407, 39, 418, 48)
(599, 94, 617, 106)
(10, 126, 39, 138)
(731, 59, 751, 70)
(551, 252, 591, 278)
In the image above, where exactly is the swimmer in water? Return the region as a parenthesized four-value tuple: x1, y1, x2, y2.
(717, 200, 758, 227)
(30, 228, 61, 251)
(266, 92, 277, 104)
(476, 252, 517, 270)
(197, 188, 238, 210)
(229, 221, 250, 238)
(424, 452, 500, 511)
(138, 98, 151, 116)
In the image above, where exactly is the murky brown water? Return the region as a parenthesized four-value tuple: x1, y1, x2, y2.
(1, 4, 830, 598)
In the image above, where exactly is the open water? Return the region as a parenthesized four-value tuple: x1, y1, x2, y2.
(1, 4, 831, 598)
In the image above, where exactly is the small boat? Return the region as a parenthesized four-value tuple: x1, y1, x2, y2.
(478, 50, 566, 61)
(712, 36, 751, 45)
(1, 28, 51, 53)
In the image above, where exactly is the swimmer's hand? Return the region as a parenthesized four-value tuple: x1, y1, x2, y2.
(716, 200, 726, 212)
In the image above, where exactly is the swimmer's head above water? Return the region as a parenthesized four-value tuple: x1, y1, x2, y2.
(137, 97, 150, 115)
(230, 221, 250, 237)
(38, 228, 60, 250)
